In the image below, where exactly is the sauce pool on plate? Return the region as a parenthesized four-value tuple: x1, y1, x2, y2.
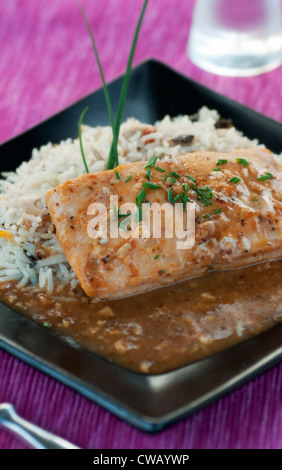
(1, 259, 282, 374)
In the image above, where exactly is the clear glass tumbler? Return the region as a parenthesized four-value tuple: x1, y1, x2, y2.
(188, 0, 282, 76)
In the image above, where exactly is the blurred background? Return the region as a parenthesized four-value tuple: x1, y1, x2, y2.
(1, 0, 282, 143)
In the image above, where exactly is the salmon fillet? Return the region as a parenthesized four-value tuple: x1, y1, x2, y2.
(46, 148, 282, 299)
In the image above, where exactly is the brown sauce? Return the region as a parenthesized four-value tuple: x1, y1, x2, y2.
(1, 260, 282, 374)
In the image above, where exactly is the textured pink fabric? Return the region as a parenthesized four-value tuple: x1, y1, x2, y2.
(1, 0, 282, 449)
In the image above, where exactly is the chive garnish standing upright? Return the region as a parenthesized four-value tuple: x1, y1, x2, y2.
(79, 0, 149, 170)
(108, 0, 149, 167)
(79, 5, 118, 169)
(78, 107, 90, 174)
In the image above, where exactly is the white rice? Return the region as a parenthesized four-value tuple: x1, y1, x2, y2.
(0, 106, 280, 293)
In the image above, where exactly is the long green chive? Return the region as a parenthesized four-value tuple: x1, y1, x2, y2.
(188, 175, 197, 183)
(114, 169, 120, 180)
(125, 175, 132, 183)
(228, 176, 241, 184)
(142, 182, 161, 189)
(236, 158, 250, 166)
(78, 107, 90, 174)
(168, 188, 173, 203)
(136, 187, 146, 206)
(155, 166, 166, 172)
(108, 0, 149, 167)
(217, 159, 228, 166)
(145, 156, 158, 168)
(214, 208, 222, 214)
(213, 168, 221, 171)
(79, 5, 118, 169)
(257, 172, 274, 181)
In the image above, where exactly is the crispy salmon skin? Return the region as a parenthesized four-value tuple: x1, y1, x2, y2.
(46, 149, 282, 299)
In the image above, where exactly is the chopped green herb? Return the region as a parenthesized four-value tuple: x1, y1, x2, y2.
(183, 183, 189, 191)
(170, 171, 180, 178)
(170, 177, 176, 184)
(145, 156, 158, 168)
(236, 158, 250, 166)
(135, 206, 142, 223)
(172, 194, 180, 203)
(228, 176, 241, 184)
(257, 172, 274, 181)
(188, 175, 197, 183)
(154, 254, 160, 260)
(125, 175, 132, 183)
(78, 107, 90, 174)
(213, 168, 221, 171)
(168, 188, 173, 203)
(146, 167, 152, 180)
(214, 208, 222, 214)
(217, 159, 228, 166)
(160, 269, 166, 274)
(203, 213, 210, 219)
(155, 166, 166, 172)
(136, 187, 146, 206)
(181, 191, 189, 204)
(253, 198, 258, 202)
(119, 216, 130, 231)
(43, 322, 50, 328)
(113, 204, 119, 220)
(163, 174, 169, 182)
(114, 169, 120, 180)
(145, 200, 151, 206)
(142, 182, 161, 189)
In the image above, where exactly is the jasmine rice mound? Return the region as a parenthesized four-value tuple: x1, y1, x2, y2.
(0, 107, 279, 294)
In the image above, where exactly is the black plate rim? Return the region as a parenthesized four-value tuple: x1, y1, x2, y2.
(1, 59, 282, 433)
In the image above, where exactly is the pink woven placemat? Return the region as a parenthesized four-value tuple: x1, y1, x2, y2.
(1, 0, 282, 449)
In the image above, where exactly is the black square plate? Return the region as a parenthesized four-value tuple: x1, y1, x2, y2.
(1, 60, 282, 432)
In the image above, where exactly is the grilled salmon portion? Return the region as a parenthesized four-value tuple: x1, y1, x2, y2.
(46, 148, 282, 299)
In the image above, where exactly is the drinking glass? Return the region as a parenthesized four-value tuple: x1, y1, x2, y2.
(188, 0, 282, 76)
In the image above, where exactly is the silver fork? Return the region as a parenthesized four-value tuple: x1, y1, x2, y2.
(0, 403, 80, 449)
